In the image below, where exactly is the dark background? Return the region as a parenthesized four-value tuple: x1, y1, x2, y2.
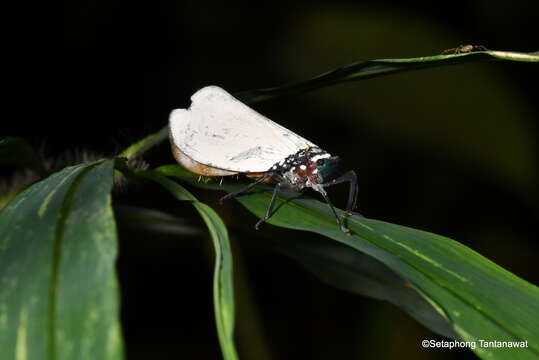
(13, 0, 539, 359)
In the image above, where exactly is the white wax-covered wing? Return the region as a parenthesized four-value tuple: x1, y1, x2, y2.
(169, 86, 316, 172)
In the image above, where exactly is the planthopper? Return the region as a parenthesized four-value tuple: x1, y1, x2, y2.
(169, 86, 358, 234)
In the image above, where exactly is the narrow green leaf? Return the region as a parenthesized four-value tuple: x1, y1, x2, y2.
(0, 184, 27, 212)
(158, 164, 539, 360)
(234, 50, 538, 103)
(0, 160, 123, 360)
(118, 127, 168, 160)
(114, 205, 203, 236)
(135, 170, 238, 360)
(268, 235, 458, 340)
(118, 50, 537, 160)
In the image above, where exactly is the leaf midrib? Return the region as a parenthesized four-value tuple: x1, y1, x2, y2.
(47, 163, 99, 360)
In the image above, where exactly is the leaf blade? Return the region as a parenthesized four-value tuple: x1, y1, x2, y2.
(118, 127, 169, 160)
(234, 50, 539, 103)
(117, 50, 537, 160)
(267, 235, 459, 339)
(0, 160, 123, 360)
(136, 171, 239, 360)
(53, 161, 123, 360)
(158, 164, 539, 360)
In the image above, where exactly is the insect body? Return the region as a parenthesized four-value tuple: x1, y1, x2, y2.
(441, 44, 487, 54)
(169, 86, 358, 234)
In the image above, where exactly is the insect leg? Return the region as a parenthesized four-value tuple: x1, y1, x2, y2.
(324, 170, 358, 213)
(255, 183, 283, 230)
(315, 186, 351, 235)
(219, 173, 273, 204)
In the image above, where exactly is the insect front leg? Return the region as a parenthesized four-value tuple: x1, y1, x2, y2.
(219, 172, 273, 204)
(314, 186, 351, 235)
(324, 170, 358, 214)
(255, 182, 283, 230)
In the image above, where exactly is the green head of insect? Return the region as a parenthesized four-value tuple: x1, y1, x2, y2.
(315, 156, 340, 184)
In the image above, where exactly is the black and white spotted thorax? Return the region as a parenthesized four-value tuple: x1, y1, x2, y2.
(269, 147, 339, 192)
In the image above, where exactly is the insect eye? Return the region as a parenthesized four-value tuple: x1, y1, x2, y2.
(316, 159, 325, 166)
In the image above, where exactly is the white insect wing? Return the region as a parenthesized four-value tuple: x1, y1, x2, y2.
(170, 86, 317, 172)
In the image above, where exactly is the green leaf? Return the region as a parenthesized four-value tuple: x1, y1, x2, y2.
(267, 235, 458, 340)
(0, 160, 123, 360)
(114, 205, 203, 236)
(118, 49, 537, 160)
(0, 137, 47, 176)
(118, 127, 168, 160)
(234, 50, 538, 103)
(157, 164, 539, 360)
(134, 170, 238, 360)
(0, 184, 28, 212)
